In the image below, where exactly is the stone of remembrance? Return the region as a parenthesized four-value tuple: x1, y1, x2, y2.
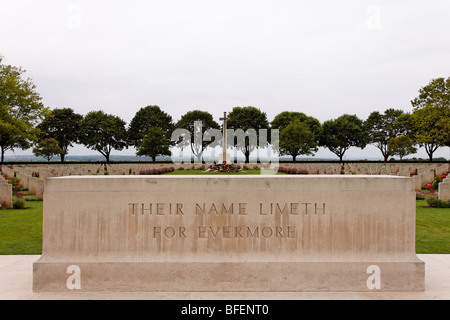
(33, 175, 425, 291)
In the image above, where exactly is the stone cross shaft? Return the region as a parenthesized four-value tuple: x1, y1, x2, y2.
(219, 112, 229, 163)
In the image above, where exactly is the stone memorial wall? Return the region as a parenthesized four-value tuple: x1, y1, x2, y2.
(33, 175, 425, 292)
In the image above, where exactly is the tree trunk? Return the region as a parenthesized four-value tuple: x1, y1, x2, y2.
(1, 147, 4, 164)
(152, 156, 156, 164)
(425, 143, 434, 162)
(245, 151, 250, 164)
(60, 153, 65, 162)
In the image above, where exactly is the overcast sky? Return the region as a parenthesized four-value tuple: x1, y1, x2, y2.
(1, 0, 449, 159)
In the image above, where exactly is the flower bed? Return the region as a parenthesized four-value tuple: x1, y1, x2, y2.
(139, 167, 175, 175)
(276, 167, 309, 174)
(205, 163, 242, 173)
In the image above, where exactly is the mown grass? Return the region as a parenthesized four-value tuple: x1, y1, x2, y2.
(415, 200, 450, 253)
(0, 195, 43, 255)
(0, 180, 448, 255)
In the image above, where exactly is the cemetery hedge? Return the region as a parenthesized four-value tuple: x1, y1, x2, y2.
(0, 197, 448, 255)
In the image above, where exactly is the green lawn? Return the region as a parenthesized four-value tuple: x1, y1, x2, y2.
(0, 184, 448, 255)
(0, 196, 43, 255)
(416, 200, 450, 253)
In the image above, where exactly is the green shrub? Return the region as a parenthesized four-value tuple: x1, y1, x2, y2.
(425, 195, 438, 207)
(416, 192, 425, 200)
(435, 199, 450, 208)
(13, 197, 26, 209)
(431, 175, 443, 190)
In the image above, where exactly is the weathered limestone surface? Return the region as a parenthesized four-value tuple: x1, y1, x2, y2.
(33, 175, 424, 292)
(0, 179, 12, 208)
(438, 178, 450, 201)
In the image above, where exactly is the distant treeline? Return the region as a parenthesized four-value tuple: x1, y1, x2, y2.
(1, 58, 449, 164)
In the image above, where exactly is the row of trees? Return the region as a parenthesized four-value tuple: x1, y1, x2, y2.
(1, 57, 449, 163)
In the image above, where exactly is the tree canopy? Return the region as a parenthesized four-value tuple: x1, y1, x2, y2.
(411, 77, 450, 110)
(37, 107, 83, 162)
(319, 114, 367, 162)
(0, 57, 46, 163)
(279, 119, 318, 162)
(227, 106, 270, 163)
(127, 105, 174, 147)
(388, 135, 417, 160)
(175, 110, 220, 162)
(78, 110, 128, 163)
(32, 137, 63, 162)
(271, 111, 321, 137)
(410, 77, 450, 160)
(1, 58, 448, 163)
(136, 127, 172, 163)
(411, 105, 450, 161)
(365, 108, 409, 161)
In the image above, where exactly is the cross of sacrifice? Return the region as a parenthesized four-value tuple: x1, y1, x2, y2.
(219, 112, 229, 164)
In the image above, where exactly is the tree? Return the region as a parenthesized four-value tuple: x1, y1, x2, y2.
(227, 106, 270, 163)
(0, 57, 46, 163)
(319, 114, 367, 162)
(411, 105, 450, 161)
(387, 135, 417, 160)
(175, 110, 220, 162)
(37, 108, 83, 162)
(271, 111, 321, 136)
(78, 110, 128, 163)
(410, 77, 450, 161)
(279, 119, 318, 162)
(365, 108, 407, 161)
(136, 127, 172, 163)
(32, 138, 64, 162)
(128, 105, 174, 147)
(411, 77, 450, 110)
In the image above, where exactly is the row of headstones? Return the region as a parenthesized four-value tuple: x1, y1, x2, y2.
(3, 162, 448, 176)
(0, 174, 12, 208)
(438, 175, 450, 201)
(285, 162, 449, 186)
(2, 162, 449, 180)
(0, 162, 448, 208)
(1, 166, 46, 208)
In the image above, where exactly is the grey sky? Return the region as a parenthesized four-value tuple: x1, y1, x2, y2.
(1, 0, 449, 159)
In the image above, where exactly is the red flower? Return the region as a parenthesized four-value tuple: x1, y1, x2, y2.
(442, 174, 447, 178)
(14, 182, 18, 186)
(426, 184, 432, 188)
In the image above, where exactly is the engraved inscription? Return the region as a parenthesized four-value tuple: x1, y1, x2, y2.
(127, 201, 327, 240)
